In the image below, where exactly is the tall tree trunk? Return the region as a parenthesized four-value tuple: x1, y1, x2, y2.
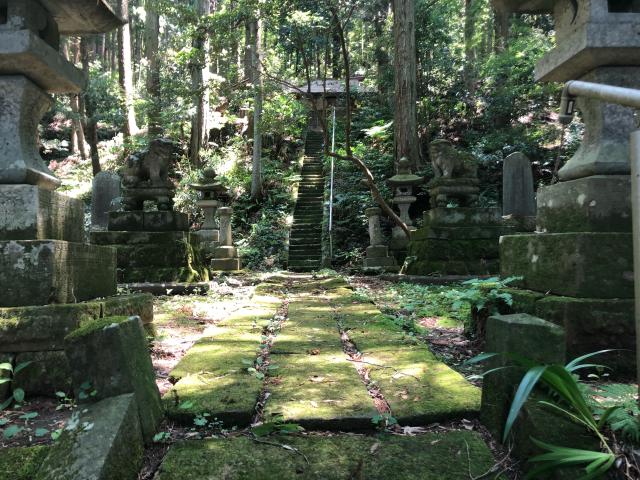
(464, 0, 478, 95)
(80, 37, 101, 176)
(118, 0, 138, 140)
(373, 0, 390, 93)
(392, 0, 420, 169)
(63, 38, 88, 159)
(144, 0, 161, 138)
(189, 0, 212, 167)
(494, 8, 510, 53)
(250, 17, 263, 200)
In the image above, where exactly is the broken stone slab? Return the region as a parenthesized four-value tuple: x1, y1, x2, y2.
(0, 302, 102, 352)
(0, 294, 152, 353)
(64, 316, 162, 443)
(13, 350, 71, 397)
(0, 185, 84, 242)
(36, 393, 143, 480)
(480, 313, 566, 440)
(91, 172, 121, 231)
(0, 32, 84, 93)
(0, 240, 117, 307)
(500, 232, 634, 298)
(0, 76, 59, 189)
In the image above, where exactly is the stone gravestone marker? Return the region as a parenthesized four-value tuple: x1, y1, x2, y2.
(91, 171, 121, 231)
(502, 152, 536, 229)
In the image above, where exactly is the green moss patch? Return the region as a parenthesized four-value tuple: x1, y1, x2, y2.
(265, 350, 376, 430)
(366, 348, 480, 424)
(157, 431, 499, 480)
(0, 446, 50, 480)
(65, 315, 130, 342)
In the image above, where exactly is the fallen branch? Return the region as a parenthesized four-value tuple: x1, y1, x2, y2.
(328, 151, 411, 238)
(346, 358, 420, 382)
(248, 434, 310, 464)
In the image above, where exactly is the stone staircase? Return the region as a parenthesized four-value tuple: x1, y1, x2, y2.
(288, 131, 324, 272)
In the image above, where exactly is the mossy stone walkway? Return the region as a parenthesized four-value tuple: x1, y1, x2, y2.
(160, 274, 491, 478)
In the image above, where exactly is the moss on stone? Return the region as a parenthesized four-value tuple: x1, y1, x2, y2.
(156, 431, 500, 480)
(65, 315, 130, 342)
(0, 445, 50, 480)
(366, 348, 480, 424)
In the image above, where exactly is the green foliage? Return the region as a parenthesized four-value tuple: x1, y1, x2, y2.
(251, 419, 304, 437)
(470, 351, 621, 479)
(0, 361, 32, 410)
(589, 383, 640, 445)
(443, 277, 520, 314)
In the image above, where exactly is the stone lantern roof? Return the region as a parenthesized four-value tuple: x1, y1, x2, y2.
(190, 168, 230, 201)
(39, 0, 124, 34)
(388, 158, 424, 188)
(492, 0, 640, 82)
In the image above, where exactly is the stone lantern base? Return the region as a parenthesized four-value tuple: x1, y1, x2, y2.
(363, 245, 399, 272)
(91, 211, 209, 283)
(406, 208, 512, 275)
(211, 246, 242, 272)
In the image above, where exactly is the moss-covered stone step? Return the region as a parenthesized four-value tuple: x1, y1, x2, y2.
(163, 290, 282, 427)
(156, 431, 499, 480)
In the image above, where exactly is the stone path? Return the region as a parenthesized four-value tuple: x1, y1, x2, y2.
(159, 274, 494, 479)
(288, 131, 325, 271)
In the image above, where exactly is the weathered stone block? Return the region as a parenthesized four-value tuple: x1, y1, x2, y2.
(537, 176, 631, 233)
(213, 246, 237, 259)
(13, 351, 71, 397)
(65, 316, 162, 443)
(366, 246, 391, 258)
(102, 294, 154, 325)
(211, 258, 241, 271)
(0, 32, 84, 94)
(535, 295, 635, 374)
(91, 230, 189, 246)
(0, 185, 84, 241)
(480, 314, 565, 439)
(36, 393, 143, 480)
(363, 257, 397, 268)
(118, 266, 207, 284)
(424, 207, 502, 227)
(500, 232, 633, 298)
(0, 240, 117, 307)
(503, 152, 536, 218)
(0, 302, 102, 352)
(107, 211, 188, 232)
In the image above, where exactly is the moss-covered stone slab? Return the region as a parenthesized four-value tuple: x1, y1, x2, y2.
(36, 393, 143, 480)
(366, 348, 480, 424)
(102, 293, 154, 325)
(0, 445, 50, 480)
(0, 302, 102, 352)
(265, 349, 376, 430)
(65, 316, 163, 443)
(157, 431, 499, 480)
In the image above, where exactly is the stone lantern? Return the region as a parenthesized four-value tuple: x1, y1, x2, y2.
(387, 157, 424, 253)
(362, 207, 397, 271)
(0, 1, 162, 398)
(495, 0, 640, 372)
(189, 168, 229, 253)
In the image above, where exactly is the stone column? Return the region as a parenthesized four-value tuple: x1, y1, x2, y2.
(217, 207, 233, 247)
(366, 207, 384, 246)
(502, 152, 536, 231)
(363, 207, 397, 270)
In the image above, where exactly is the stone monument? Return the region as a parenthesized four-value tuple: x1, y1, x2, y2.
(494, 0, 639, 372)
(91, 171, 121, 231)
(211, 206, 242, 271)
(362, 207, 398, 271)
(387, 158, 424, 259)
(0, 0, 154, 399)
(502, 152, 536, 232)
(406, 140, 513, 275)
(189, 167, 229, 260)
(91, 140, 209, 283)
